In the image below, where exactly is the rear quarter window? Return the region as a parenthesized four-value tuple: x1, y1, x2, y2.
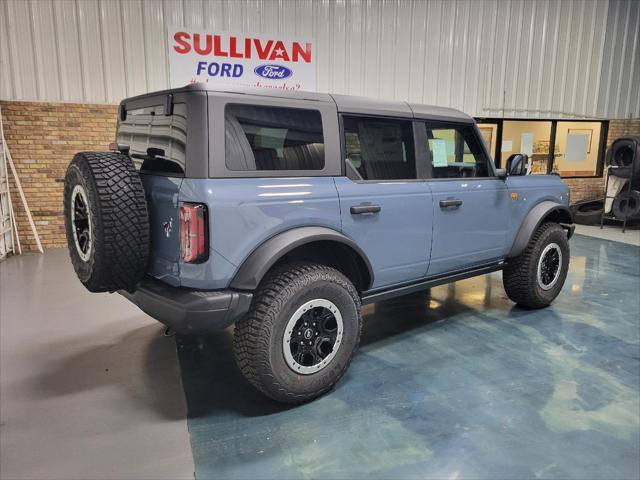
(117, 103, 187, 175)
(225, 104, 325, 171)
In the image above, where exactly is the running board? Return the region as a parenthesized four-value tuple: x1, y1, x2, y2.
(361, 262, 504, 305)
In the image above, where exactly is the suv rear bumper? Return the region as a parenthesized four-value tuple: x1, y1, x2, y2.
(119, 277, 253, 334)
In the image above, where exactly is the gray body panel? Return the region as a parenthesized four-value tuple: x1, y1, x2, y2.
(118, 86, 571, 312)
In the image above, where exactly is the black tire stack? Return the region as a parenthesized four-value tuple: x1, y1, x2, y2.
(570, 137, 640, 225)
(606, 136, 640, 222)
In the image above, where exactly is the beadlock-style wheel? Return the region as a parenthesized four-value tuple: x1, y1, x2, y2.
(233, 262, 362, 404)
(282, 298, 344, 375)
(70, 184, 92, 262)
(503, 222, 570, 309)
(536, 242, 562, 290)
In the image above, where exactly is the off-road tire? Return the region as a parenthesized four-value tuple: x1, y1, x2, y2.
(503, 222, 569, 309)
(234, 262, 362, 403)
(63, 152, 149, 292)
(571, 199, 604, 225)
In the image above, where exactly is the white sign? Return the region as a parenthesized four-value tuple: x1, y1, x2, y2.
(168, 28, 316, 91)
(521, 133, 534, 155)
(431, 139, 449, 167)
(566, 133, 589, 161)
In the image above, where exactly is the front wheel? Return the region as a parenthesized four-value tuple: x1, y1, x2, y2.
(233, 262, 362, 403)
(503, 222, 570, 309)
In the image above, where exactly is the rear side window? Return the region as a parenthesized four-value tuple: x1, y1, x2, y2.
(425, 124, 490, 178)
(225, 104, 325, 171)
(117, 103, 187, 175)
(343, 115, 416, 180)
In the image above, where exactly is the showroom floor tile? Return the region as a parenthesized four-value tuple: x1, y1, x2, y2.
(177, 234, 640, 480)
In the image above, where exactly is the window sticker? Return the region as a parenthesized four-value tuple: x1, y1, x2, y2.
(431, 139, 448, 167)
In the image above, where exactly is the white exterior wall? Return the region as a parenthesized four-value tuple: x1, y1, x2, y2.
(1, 0, 638, 118)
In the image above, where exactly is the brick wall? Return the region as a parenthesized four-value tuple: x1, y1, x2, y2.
(1, 99, 639, 251)
(1, 101, 117, 251)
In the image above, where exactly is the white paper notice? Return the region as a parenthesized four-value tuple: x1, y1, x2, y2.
(431, 139, 448, 167)
(566, 134, 589, 161)
(502, 140, 513, 152)
(521, 133, 534, 155)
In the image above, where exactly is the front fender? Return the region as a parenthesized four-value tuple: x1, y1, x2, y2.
(507, 201, 573, 258)
(230, 226, 374, 291)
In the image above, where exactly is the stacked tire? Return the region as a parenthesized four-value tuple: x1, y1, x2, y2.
(606, 137, 640, 222)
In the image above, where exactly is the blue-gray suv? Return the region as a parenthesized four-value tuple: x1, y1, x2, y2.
(64, 85, 574, 403)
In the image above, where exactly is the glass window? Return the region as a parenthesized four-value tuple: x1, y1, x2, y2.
(425, 124, 489, 178)
(501, 121, 553, 174)
(117, 103, 187, 174)
(477, 123, 498, 160)
(225, 104, 324, 171)
(553, 122, 602, 177)
(343, 116, 416, 180)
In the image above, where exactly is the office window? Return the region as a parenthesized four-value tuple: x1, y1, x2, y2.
(554, 122, 603, 177)
(501, 121, 553, 175)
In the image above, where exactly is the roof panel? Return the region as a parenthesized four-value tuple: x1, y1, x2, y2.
(331, 93, 412, 117)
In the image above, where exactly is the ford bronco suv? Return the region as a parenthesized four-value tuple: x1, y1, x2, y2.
(64, 85, 574, 403)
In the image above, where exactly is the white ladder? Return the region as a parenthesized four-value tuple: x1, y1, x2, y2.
(0, 104, 18, 260)
(0, 104, 44, 259)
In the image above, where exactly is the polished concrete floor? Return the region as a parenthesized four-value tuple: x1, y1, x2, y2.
(1, 233, 639, 479)
(0, 251, 194, 479)
(575, 223, 640, 246)
(179, 234, 640, 479)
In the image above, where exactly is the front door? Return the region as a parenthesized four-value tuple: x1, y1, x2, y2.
(422, 122, 511, 276)
(335, 115, 433, 289)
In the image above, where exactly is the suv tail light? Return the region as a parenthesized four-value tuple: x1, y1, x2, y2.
(180, 203, 208, 263)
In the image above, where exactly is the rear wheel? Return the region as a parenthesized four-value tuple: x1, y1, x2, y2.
(234, 262, 362, 403)
(503, 222, 570, 309)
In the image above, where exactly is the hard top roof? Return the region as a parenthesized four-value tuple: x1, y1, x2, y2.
(123, 83, 473, 123)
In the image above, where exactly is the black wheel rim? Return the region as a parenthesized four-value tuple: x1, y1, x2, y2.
(71, 185, 92, 261)
(283, 299, 343, 374)
(537, 243, 562, 290)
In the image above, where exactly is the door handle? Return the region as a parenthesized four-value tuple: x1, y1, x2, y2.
(439, 198, 463, 208)
(350, 204, 382, 215)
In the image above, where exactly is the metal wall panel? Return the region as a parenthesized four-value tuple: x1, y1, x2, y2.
(0, 0, 638, 118)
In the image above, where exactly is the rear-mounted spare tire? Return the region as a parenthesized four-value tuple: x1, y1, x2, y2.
(64, 152, 150, 292)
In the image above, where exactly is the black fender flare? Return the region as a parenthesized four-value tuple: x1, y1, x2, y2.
(507, 201, 574, 258)
(230, 226, 374, 291)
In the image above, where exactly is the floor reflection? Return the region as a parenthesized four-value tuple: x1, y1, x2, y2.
(179, 235, 640, 480)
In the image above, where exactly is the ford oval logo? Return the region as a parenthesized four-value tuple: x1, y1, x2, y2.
(254, 64, 293, 80)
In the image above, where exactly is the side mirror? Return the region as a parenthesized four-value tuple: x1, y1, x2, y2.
(495, 168, 507, 179)
(506, 154, 529, 176)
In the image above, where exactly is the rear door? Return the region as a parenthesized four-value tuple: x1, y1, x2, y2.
(423, 121, 511, 276)
(116, 101, 189, 286)
(335, 115, 433, 289)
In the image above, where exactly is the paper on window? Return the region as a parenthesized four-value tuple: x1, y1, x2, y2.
(566, 133, 589, 161)
(431, 139, 448, 167)
(502, 140, 513, 152)
(521, 133, 534, 155)
(445, 139, 455, 156)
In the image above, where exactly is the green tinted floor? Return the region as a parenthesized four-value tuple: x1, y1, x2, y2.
(177, 234, 640, 480)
